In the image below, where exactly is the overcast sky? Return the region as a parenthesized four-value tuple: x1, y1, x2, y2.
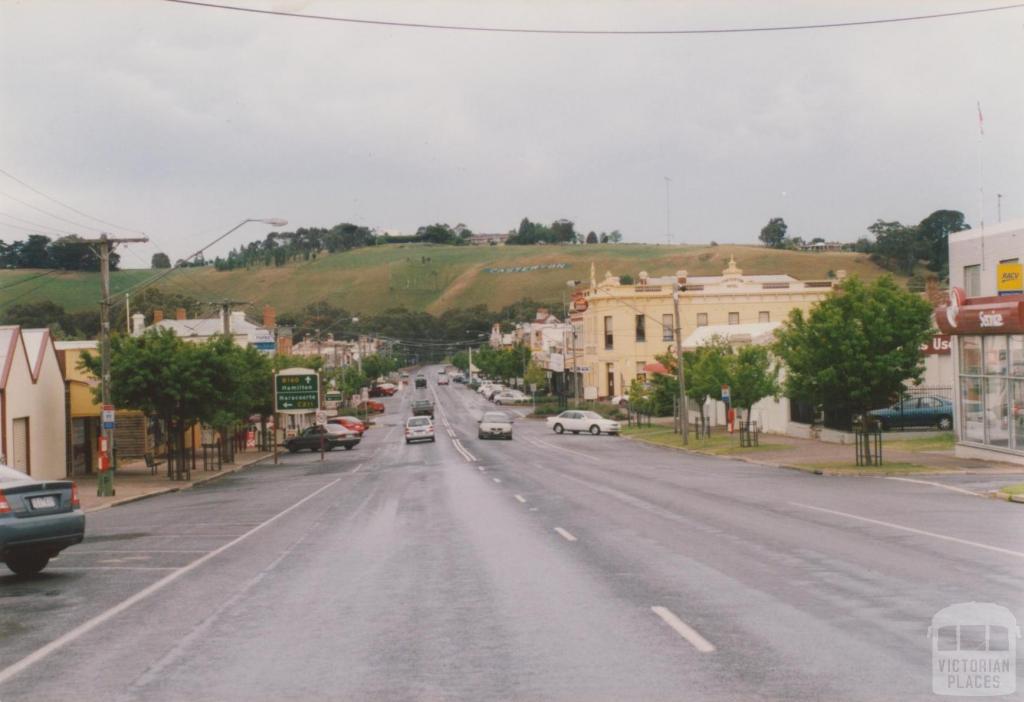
(1, 0, 1021, 266)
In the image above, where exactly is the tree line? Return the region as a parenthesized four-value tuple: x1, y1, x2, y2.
(758, 209, 969, 278)
(0, 234, 120, 271)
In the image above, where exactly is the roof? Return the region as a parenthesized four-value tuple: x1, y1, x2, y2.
(681, 321, 781, 350)
(0, 326, 18, 389)
(0, 326, 56, 388)
(149, 317, 262, 338)
(54, 340, 98, 351)
(21, 329, 50, 380)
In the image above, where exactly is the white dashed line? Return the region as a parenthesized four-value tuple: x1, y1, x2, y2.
(554, 527, 577, 542)
(883, 476, 983, 497)
(789, 502, 1024, 560)
(651, 606, 716, 653)
(514, 494, 526, 503)
(492, 477, 501, 483)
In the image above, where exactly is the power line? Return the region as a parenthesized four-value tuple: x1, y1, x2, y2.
(0, 272, 66, 310)
(163, 0, 1024, 35)
(0, 168, 146, 236)
(0, 188, 104, 234)
(0, 212, 78, 237)
(0, 270, 58, 293)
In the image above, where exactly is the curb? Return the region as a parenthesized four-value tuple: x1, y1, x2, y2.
(85, 453, 273, 513)
(993, 491, 1024, 504)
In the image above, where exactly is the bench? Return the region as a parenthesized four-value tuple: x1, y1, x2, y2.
(144, 453, 165, 476)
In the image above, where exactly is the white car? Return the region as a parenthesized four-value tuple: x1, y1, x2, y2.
(437, 373, 449, 385)
(483, 384, 506, 400)
(404, 416, 436, 444)
(547, 410, 621, 436)
(478, 411, 514, 440)
(493, 390, 529, 405)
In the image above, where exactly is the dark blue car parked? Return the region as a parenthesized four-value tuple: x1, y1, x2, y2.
(868, 395, 953, 431)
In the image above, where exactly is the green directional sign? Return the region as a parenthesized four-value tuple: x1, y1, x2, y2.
(275, 371, 320, 412)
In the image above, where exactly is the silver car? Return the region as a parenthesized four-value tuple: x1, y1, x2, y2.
(0, 464, 85, 575)
(478, 411, 514, 440)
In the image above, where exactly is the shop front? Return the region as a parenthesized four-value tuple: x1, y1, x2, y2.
(936, 288, 1024, 462)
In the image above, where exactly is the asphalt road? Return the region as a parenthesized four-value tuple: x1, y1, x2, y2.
(2, 368, 1022, 701)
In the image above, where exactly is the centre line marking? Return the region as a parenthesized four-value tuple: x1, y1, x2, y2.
(789, 502, 1024, 560)
(651, 606, 716, 653)
(514, 494, 526, 503)
(492, 477, 501, 483)
(554, 527, 577, 542)
(883, 476, 983, 497)
(0, 477, 341, 686)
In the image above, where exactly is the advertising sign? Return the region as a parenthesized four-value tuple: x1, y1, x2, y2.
(935, 288, 1024, 335)
(998, 261, 1023, 296)
(920, 335, 952, 355)
(275, 369, 320, 413)
(101, 404, 115, 430)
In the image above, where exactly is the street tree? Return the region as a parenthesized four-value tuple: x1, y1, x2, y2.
(724, 345, 779, 430)
(774, 276, 934, 429)
(759, 218, 788, 248)
(679, 337, 733, 425)
(524, 360, 547, 393)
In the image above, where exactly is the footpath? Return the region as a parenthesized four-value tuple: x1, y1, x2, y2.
(622, 424, 1024, 501)
(76, 450, 274, 513)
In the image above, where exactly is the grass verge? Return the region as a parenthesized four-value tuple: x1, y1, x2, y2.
(789, 461, 934, 475)
(623, 425, 787, 455)
(998, 482, 1024, 496)
(884, 433, 955, 452)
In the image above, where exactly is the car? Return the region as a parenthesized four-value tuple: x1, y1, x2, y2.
(355, 400, 386, 414)
(546, 410, 621, 436)
(868, 395, 954, 430)
(452, 373, 466, 384)
(493, 390, 529, 405)
(1, 463, 85, 576)
(411, 398, 435, 418)
(437, 373, 449, 385)
(369, 384, 397, 397)
(329, 416, 367, 435)
(609, 395, 630, 408)
(478, 411, 514, 440)
(405, 416, 436, 443)
(482, 384, 506, 400)
(284, 424, 361, 453)
(415, 375, 427, 389)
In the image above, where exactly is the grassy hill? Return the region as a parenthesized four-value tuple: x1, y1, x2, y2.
(0, 243, 900, 317)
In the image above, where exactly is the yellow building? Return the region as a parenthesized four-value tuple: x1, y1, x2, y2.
(576, 257, 841, 398)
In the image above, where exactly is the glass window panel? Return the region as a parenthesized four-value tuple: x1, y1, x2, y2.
(1012, 381, 1024, 451)
(985, 377, 1009, 447)
(960, 336, 982, 374)
(959, 625, 987, 651)
(984, 336, 1008, 375)
(728, 312, 739, 325)
(936, 626, 958, 651)
(964, 264, 981, 296)
(1009, 336, 1024, 376)
(696, 313, 708, 327)
(988, 626, 1009, 651)
(960, 377, 984, 443)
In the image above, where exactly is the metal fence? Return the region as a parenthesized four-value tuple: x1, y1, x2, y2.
(790, 385, 954, 432)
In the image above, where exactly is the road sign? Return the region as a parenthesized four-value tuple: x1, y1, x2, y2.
(275, 369, 320, 413)
(721, 385, 731, 403)
(325, 391, 343, 403)
(101, 404, 115, 430)
(315, 410, 327, 425)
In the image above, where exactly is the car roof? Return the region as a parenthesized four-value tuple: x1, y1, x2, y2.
(407, 416, 431, 424)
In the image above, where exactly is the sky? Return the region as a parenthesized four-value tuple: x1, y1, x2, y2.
(1, 0, 1022, 267)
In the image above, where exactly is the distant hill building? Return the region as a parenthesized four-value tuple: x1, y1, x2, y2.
(468, 233, 510, 246)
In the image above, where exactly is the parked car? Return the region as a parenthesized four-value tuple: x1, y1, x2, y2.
(369, 384, 397, 397)
(868, 395, 954, 430)
(452, 373, 466, 384)
(411, 398, 435, 418)
(329, 416, 367, 435)
(284, 424, 361, 452)
(1, 464, 85, 575)
(609, 395, 630, 408)
(405, 416, 436, 443)
(482, 384, 506, 400)
(478, 411, 514, 440)
(547, 410, 621, 436)
(415, 375, 427, 389)
(493, 390, 529, 405)
(355, 400, 386, 414)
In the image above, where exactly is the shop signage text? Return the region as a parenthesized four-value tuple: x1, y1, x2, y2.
(935, 287, 1024, 335)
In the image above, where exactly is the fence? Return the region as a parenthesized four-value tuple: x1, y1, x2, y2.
(789, 385, 954, 432)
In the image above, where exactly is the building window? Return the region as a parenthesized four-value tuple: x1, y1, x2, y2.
(696, 313, 708, 327)
(964, 264, 982, 296)
(959, 334, 1016, 449)
(759, 311, 770, 323)
(728, 312, 740, 325)
(636, 361, 647, 382)
(606, 363, 615, 396)
(604, 316, 613, 350)
(635, 314, 646, 343)
(662, 314, 674, 341)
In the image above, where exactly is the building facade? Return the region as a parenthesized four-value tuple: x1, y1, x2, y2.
(937, 220, 1024, 464)
(577, 258, 839, 398)
(132, 306, 277, 353)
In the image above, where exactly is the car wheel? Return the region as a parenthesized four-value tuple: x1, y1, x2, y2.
(878, 419, 889, 431)
(937, 416, 953, 431)
(553, 423, 564, 434)
(326, 445, 335, 452)
(431, 437, 436, 442)
(344, 445, 354, 450)
(5, 552, 50, 576)
(479, 433, 485, 440)
(589, 425, 601, 435)
(405, 439, 411, 444)
(287, 445, 298, 453)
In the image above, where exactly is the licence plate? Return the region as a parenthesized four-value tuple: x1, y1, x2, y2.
(31, 496, 57, 509)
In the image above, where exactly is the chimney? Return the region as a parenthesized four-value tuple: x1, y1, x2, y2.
(262, 305, 276, 329)
(131, 312, 145, 336)
(175, 307, 186, 321)
(153, 309, 164, 323)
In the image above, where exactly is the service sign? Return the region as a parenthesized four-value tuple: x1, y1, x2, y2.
(275, 369, 320, 413)
(935, 288, 1024, 335)
(998, 261, 1023, 296)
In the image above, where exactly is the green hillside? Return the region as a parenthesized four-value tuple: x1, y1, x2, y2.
(0, 243, 900, 317)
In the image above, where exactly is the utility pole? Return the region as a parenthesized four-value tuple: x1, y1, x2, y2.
(86, 234, 148, 496)
(672, 285, 689, 445)
(998, 193, 1003, 223)
(217, 299, 250, 337)
(664, 176, 672, 245)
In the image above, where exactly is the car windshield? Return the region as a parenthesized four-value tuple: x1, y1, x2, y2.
(408, 418, 431, 427)
(482, 413, 509, 422)
(579, 411, 602, 419)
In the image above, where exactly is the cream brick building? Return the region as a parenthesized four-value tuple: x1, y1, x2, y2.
(576, 257, 841, 398)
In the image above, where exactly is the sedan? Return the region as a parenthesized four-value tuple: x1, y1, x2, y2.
(329, 416, 367, 435)
(1, 464, 85, 576)
(478, 412, 514, 440)
(405, 416, 436, 444)
(355, 400, 386, 414)
(493, 390, 529, 405)
(868, 395, 954, 430)
(284, 424, 361, 453)
(547, 410, 621, 436)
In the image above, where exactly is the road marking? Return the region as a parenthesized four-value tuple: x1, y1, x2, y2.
(554, 527, 577, 542)
(50, 566, 178, 572)
(0, 477, 341, 686)
(451, 438, 477, 463)
(514, 494, 526, 503)
(477, 466, 485, 471)
(883, 476, 984, 497)
(651, 606, 716, 653)
(529, 436, 596, 461)
(492, 477, 501, 483)
(789, 502, 1024, 560)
